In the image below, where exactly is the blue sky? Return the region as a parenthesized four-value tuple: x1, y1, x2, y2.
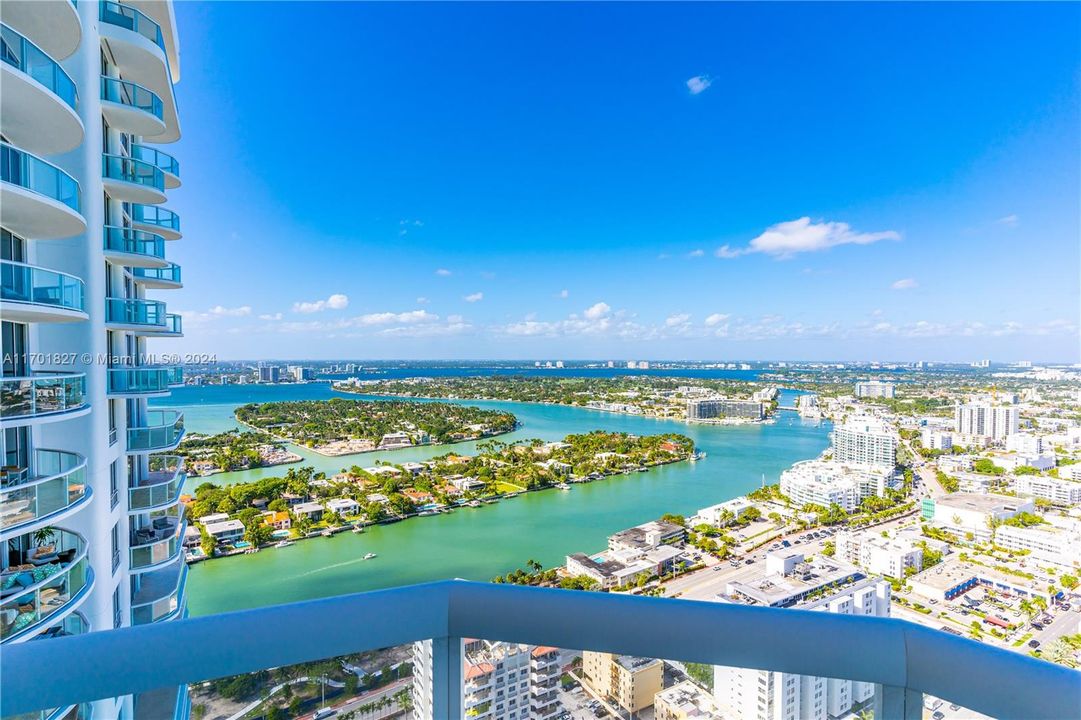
(158, 2, 1080, 362)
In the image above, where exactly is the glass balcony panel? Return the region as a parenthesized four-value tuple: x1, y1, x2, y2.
(131, 263, 181, 285)
(127, 410, 185, 452)
(128, 456, 185, 511)
(130, 204, 179, 233)
(1, 260, 84, 312)
(3, 702, 92, 720)
(129, 519, 184, 571)
(0, 143, 80, 212)
(98, 1, 165, 51)
(131, 144, 178, 177)
(105, 297, 166, 326)
(130, 562, 186, 625)
(0, 25, 78, 111)
(0, 449, 88, 531)
(0, 373, 86, 420)
(0, 529, 91, 642)
(34, 610, 89, 641)
(107, 366, 182, 395)
(99, 76, 162, 119)
(102, 154, 164, 192)
(102, 225, 166, 260)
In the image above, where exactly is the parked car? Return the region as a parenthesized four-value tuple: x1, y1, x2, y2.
(1029, 640, 1041, 648)
(1031, 623, 1044, 631)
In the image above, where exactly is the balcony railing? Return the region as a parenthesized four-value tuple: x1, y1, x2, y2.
(129, 516, 184, 571)
(0, 449, 89, 532)
(103, 225, 166, 261)
(130, 562, 187, 625)
(127, 409, 185, 452)
(128, 455, 185, 511)
(99, 1, 165, 52)
(0, 24, 78, 111)
(1, 581, 1076, 719)
(100, 76, 162, 119)
(35, 610, 90, 641)
(0, 528, 92, 642)
(102, 153, 164, 193)
(0, 143, 80, 212)
(105, 297, 166, 327)
(107, 366, 182, 395)
(0, 373, 86, 420)
(130, 204, 179, 234)
(1, 260, 85, 313)
(156, 313, 183, 336)
(132, 263, 181, 285)
(131, 144, 178, 178)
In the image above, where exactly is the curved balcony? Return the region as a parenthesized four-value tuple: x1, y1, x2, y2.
(99, 76, 164, 138)
(129, 516, 185, 572)
(127, 410, 185, 453)
(107, 366, 182, 397)
(102, 153, 165, 204)
(0, 528, 92, 643)
(132, 144, 179, 188)
(0, 373, 87, 425)
(131, 262, 181, 289)
(130, 204, 180, 240)
(102, 225, 168, 268)
(1, 260, 87, 323)
(98, 2, 178, 143)
(105, 297, 166, 331)
(0, 449, 89, 537)
(138, 312, 183, 338)
(0, 143, 84, 240)
(128, 456, 185, 512)
(130, 558, 186, 625)
(0, 25, 82, 154)
(12, 700, 92, 720)
(0, 0, 81, 60)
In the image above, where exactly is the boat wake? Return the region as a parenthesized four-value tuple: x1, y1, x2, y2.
(289, 556, 373, 578)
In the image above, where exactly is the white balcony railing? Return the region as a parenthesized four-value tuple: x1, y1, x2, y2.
(1, 580, 1077, 718)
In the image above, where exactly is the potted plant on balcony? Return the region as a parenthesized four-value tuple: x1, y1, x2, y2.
(33, 527, 56, 547)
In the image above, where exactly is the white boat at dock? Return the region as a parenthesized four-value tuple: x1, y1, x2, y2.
(274, 540, 295, 548)
(352, 525, 364, 533)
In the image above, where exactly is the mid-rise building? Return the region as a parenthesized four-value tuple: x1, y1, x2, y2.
(780, 459, 896, 512)
(834, 530, 923, 578)
(921, 429, 953, 451)
(994, 524, 1080, 569)
(713, 554, 889, 720)
(0, 2, 188, 719)
(1013, 475, 1081, 506)
(582, 651, 663, 715)
(686, 398, 764, 422)
(955, 401, 1019, 441)
(411, 639, 562, 720)
(257, 364, 280, 383)
(829, 417, 898, 469)
(654, 680, 724, 720)
(921, 493, 1033, 543)
(854, 380, 895, 399)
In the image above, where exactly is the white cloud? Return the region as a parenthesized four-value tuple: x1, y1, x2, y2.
(996, 214, 1019, 227)
(665, 313, 691, 327)
(292, 294, 349, 314)
(716, 217, 900, 259)
(704, 313, 730, 326)
(209, 305, 252, 317)
(687, 249, 705, 258)
(557, 289, 569, 299)
(416, 297, 429, 304)
(463, 292, 484, 303)
(355, 310, 438, 326)
(891, 278, 918, 290)
(435, 268, 452, 277)
(686, 75, 713, 95)
(178, 305, 252, 325)
(584, 302, 611, 320)
(258, 312, 283, 321)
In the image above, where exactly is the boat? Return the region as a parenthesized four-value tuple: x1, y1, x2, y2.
(351, 525, 364, 534)
(321, 529, 333, 537)
(418, 510, 438, 517)
(274, 540, 295, 548)
(637, 467, 648, 472)
(555, 483, 570, 491)
(466, 500, 482, 508)
(363, 553, 377, 560)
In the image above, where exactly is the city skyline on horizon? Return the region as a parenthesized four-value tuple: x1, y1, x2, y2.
(159, 2, 1079, 363)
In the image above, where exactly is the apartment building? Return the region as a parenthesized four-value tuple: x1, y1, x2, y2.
(829, 417, 898, 469)
(955, 401, 1019, 442)
(834, 530, 923, 578)
(713, 554, 890, 720)
(854, 380, 895, 399)
(921, 493, 1033, 544)
(779, 459, 895, 513)
(994, 524, 1080, 569)
(1, 2, 187, 719)
(920, 429, 953, 451)
(1013, 474, 1081, 506)
(411, 639, 562, 720)
(686, 397, 765, 421)
(654, 680, 724, 719)
(582, 651, 664, 715)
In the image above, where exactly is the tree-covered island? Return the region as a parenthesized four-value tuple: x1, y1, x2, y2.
(234, 398, 519, 456)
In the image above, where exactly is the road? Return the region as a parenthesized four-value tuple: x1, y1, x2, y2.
(298, 678, 411, 720)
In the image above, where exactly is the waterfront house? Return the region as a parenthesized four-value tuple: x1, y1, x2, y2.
(535, 460, 572, 476)
(365, 466, 401, 477)
(293, 502, 325, 523)
(366, 493, 390, 504)
(260, 511, 292, 531)
(204, 519, 245, 545)
(183, 526, 201, 549)
(691, 496, 755, 527)
(326, 498, 361, 517)
(401, 462, 427, 476)
(448, 476, 486, 492)
(379, 431, 413, 449)
(196, 512, 229, 527)
(281, 492, 306, 506)
(403, 490, 434, 505)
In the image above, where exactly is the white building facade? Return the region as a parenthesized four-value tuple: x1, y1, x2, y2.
(0, 3, 188, 720)
(955, 402, 1019, 442)
(829, 418, 898, 469)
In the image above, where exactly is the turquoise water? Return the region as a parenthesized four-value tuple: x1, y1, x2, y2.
(156, 385, 831, 616)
